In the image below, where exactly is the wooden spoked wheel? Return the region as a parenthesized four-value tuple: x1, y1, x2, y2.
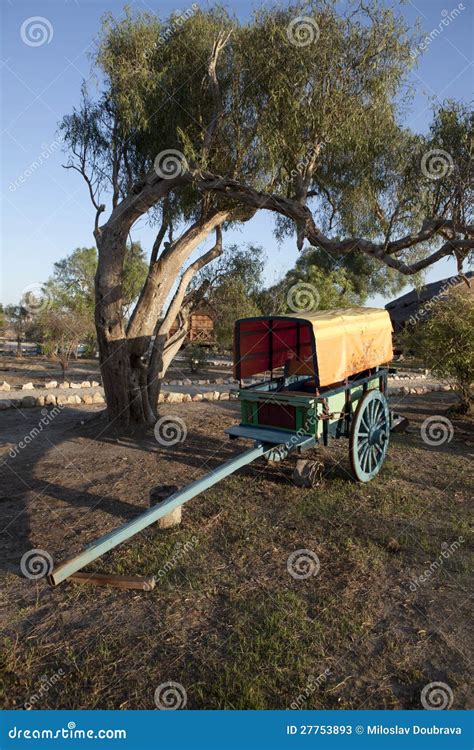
(349, 390, 390, 482)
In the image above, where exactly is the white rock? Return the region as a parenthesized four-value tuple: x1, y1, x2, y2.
(45, 394, 57, 405)
(0, 381, 11, 391)
(219, 391, 230, 400)
(59, 382, 70, 389)
(56, 395, 68, 405)
(91, 380, 100, 387)
(44, 380, 58, 389)
(165, 392, 184, 403)
(157, 506, 182, 528)
(81, 381, 91, 388)
(69, 382, 82, 388)
(35, 396, 45, 407)
(82, 394, 93, 404)
(192, 393, 203, 401)
(92, 392, 105, 404)
(22, 382, 34, 390)
(67, 394, 82, 404)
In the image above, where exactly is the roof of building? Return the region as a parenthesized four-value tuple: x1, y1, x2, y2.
(385, 271, 473, 324)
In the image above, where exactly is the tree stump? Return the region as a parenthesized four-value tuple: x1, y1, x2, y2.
(149, 485, 182, 527)
(292, 458, 324, 488)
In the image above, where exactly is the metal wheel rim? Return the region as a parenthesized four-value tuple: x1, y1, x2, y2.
(350, 389, 390, 482)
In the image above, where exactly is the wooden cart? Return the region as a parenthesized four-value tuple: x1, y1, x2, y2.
(227, 308, 396, 483)
(49, 308, 402, 586)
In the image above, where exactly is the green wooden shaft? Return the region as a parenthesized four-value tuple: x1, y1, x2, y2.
(49, 444, 266, 586)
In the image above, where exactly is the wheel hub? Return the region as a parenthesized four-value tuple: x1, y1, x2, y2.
(368, 427, 387, 446)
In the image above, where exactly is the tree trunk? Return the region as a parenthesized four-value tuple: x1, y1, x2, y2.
(94, 225, 136, 427)
(94, 212, 228, 429)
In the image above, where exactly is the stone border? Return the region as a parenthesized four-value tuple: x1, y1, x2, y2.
(0, 390, 240, 410)
(0, 383, 455, 410)
(0, 376, 240, 392)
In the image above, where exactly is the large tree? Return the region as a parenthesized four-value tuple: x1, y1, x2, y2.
(61, 2, 473, 427)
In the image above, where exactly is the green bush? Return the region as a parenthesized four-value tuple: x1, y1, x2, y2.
(405, 289, 473, 412)
(184, 345, 209, 374)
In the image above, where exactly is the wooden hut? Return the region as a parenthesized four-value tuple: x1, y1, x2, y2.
(170, 301, 216, 345)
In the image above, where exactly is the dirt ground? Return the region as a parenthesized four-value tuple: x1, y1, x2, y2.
(0, 392, 472, 710)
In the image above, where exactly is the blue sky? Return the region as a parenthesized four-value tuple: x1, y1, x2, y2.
(1, 0, 473, 308)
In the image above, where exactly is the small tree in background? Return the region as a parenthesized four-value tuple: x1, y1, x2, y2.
(4, 305, 30, 355)
(39, 308, 90, 379)
(407, 290, 474, 413)
(43, 244, 148, 354)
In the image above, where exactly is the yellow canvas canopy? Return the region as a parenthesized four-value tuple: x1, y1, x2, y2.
(234, 307, 393, 386)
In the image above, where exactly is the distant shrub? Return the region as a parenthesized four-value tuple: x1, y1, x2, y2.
(406, 289, 473, 412)
(185, 345, 209, 374)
